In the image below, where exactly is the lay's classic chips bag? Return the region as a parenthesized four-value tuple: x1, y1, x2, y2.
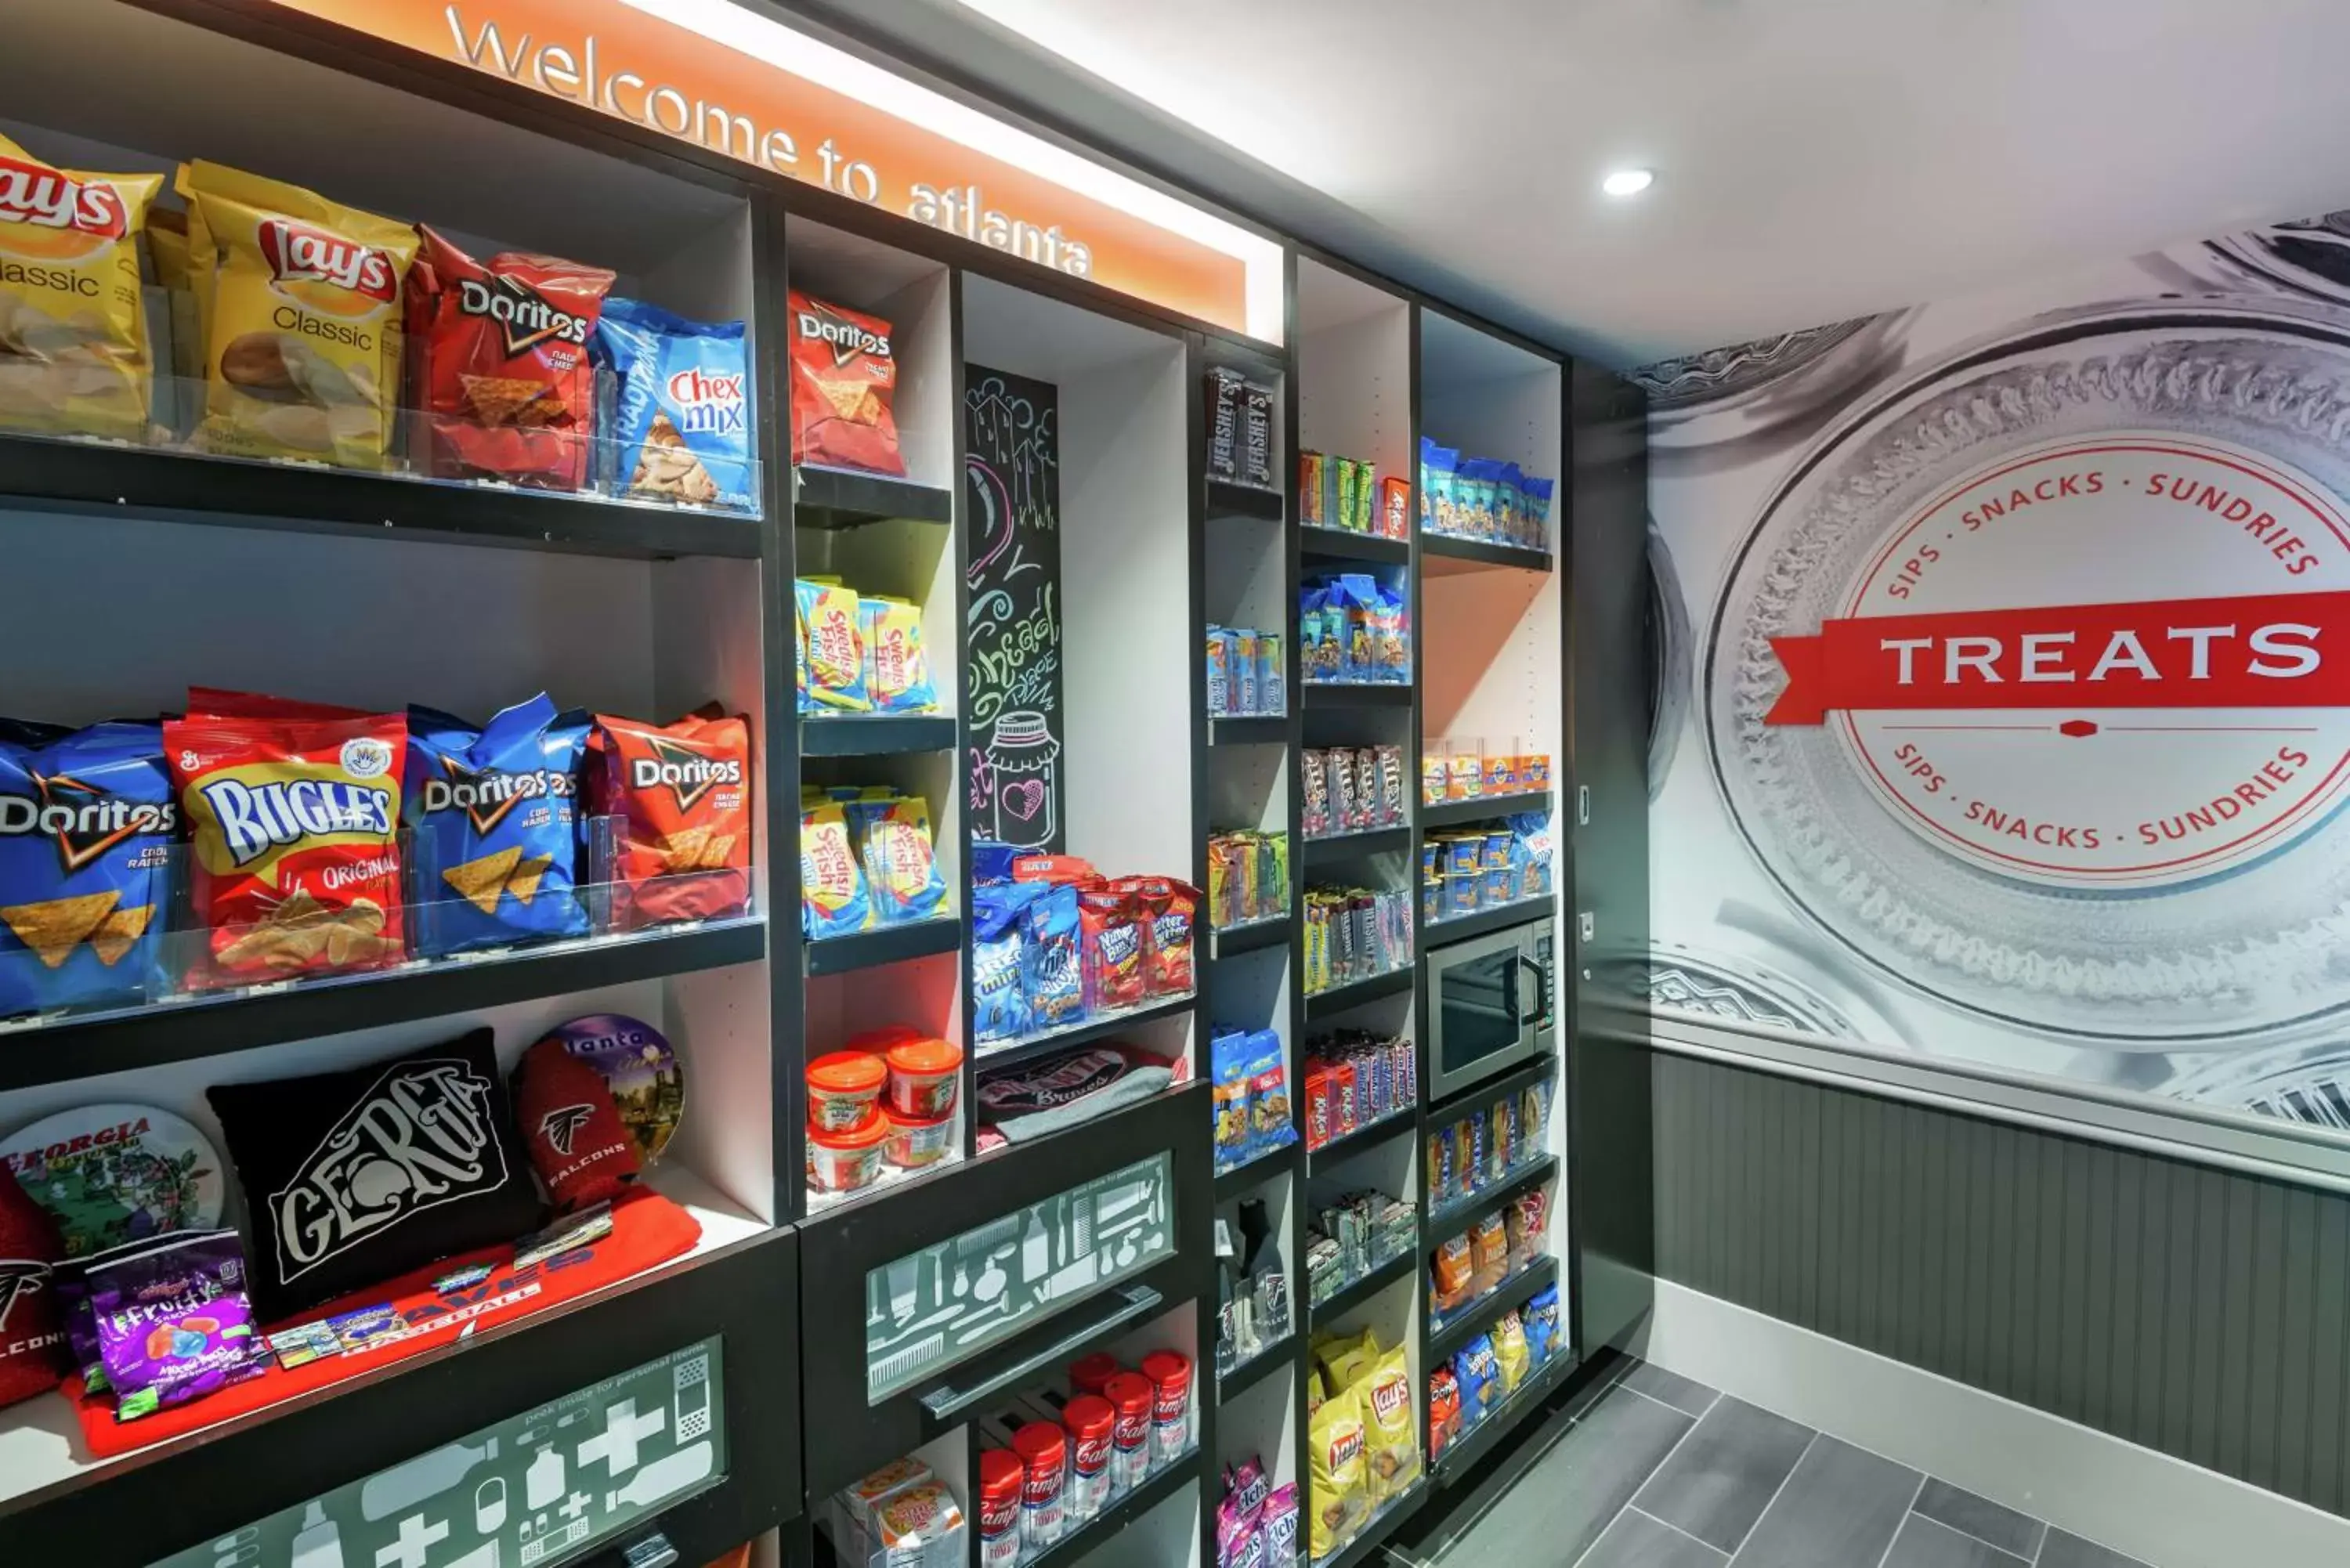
(165, 692, 406, 987)
(178, 161, 416, 468)
(404, 695, 590, 956)
(0, 722, 175, 1017)
(0, 133, 163, 442)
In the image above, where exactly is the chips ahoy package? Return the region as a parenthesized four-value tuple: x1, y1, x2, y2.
(595, 296, 753, 511)
(0, 721, 175, 1018)
(404, 695, 590, 956)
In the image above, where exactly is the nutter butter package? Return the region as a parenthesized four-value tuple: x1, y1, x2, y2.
(0, 721, 175, 1017)
(0, 133, 162, 441)
(178, 161, 415, 468)
(165, 692, 406, 987)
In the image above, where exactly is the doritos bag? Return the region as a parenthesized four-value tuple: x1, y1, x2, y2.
(165, 695, 405, 987)
(0, 721, 175, 1017)
(177, 162, 416, 468)
(406, 226, 613, 490)
(404, 695, 589, 956)
(595, 295, 751, 509)
(588, 708, 751, 930)
(0, 1165, 67, 1410)
(789, 290, 904, 475)
(0, 133, 162, 441)
(512, 1033, 638, 1209)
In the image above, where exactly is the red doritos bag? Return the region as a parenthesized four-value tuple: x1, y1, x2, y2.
(165, 693, 406, 987)
(588, 708, 751, 930)
(511, 1034, 638, 1209)
(788, 290, 905, 476)
(0, 1165, 66, 1409)
(407, 226, 615, 491)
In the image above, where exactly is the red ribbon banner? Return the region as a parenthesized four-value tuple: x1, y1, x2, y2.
(1766, 591, 2350, 724)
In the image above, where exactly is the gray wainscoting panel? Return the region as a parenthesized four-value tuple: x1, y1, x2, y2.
(1650, 1049, 2350, 1519)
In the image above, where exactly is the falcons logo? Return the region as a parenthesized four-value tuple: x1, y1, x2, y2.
(540, 1104, 595, 1158)
(0, 1259, 48, 1330)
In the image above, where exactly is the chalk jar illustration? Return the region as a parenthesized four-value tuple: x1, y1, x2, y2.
(984, 712, 1060, 847)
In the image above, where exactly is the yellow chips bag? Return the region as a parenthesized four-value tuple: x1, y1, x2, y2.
(1361, 1346, 1422, 1501)
(1307, 1384, 1369, 1560)
(0, 134, 162, 441)
(177, 161, 414, 467)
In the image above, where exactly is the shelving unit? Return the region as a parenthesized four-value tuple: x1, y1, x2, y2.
(0, 6, 802, 1560)
(0, 5, 1654, 1564)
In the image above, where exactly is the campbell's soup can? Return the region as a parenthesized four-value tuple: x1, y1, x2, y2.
(1104, 1371, 1154, 1495)
(1064, 1393, 1115, 1523)
(1140, 1350, 1193, 1467)
(1012, 1421, 1067, 1552)
(977, 1447, 1023, 1567)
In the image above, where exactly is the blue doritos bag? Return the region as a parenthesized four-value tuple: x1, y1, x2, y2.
(404, 695, 590, 956)
(595, 297, 753, 512)
(0, 721, 175, 1017)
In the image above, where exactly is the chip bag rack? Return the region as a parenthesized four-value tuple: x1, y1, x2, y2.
(0, 822, 760, 1028)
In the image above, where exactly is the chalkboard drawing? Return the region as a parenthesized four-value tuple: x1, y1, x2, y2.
(982, 711, 1060, 849)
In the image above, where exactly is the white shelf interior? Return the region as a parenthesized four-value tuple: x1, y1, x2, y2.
(1298, 259, 1413, 483)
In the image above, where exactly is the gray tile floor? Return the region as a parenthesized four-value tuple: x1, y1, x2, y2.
(1403, 1360, 2153, 1568)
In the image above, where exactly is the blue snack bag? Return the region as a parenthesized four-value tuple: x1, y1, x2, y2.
(1021, 881, 1086, 1029)
(1454, 1335, 1500, 1426)
(0, 721, 175, 1017)
(405, 695, 591, 956)
(973, 883, 1044, 1042)
(1242, 1030, 1296, 1158)
(1524, 1284, 1560, 1367)
(595, 296, 753, 511)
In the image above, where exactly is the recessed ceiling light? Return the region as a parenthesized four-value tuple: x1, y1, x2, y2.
(1602, 168, 1654, 197)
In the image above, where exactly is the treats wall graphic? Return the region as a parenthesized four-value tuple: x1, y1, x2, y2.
(965, 368, 1065, 852)
(1633, 210, 2350, 1134)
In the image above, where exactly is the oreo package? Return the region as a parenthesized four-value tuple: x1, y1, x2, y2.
(0, 721, 175, 1018)
(595, 296, 753, 511)
(404, 695, 590, 956)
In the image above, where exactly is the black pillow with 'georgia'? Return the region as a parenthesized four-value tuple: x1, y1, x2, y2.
(207, 1028, 546, 1324)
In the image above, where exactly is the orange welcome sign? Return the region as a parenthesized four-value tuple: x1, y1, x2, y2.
(257, 0, 1258, 333)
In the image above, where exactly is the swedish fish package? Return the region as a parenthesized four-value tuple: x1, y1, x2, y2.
(795, 578, 868, 713)
(178, 161, 416, 468)
(0, 134, 162, 441)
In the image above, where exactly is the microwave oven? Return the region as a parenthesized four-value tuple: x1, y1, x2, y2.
(1426, 916, 1556, 1102)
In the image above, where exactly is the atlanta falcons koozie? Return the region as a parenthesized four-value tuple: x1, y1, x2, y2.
(512, 1033, 638, 1209)
(0, 1164, 67, 1407)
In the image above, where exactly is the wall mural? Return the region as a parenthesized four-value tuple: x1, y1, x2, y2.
(964, 366, 1064, 854)
(1630, 211, 2350, 1136)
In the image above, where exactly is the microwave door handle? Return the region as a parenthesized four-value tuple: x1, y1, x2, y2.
(1518, 954, 1549, 1026)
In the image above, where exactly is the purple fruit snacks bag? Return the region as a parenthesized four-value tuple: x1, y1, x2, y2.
(90, 1228, 266, 1420)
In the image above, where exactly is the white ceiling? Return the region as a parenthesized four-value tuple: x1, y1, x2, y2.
(797, 0, 2350, 367)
